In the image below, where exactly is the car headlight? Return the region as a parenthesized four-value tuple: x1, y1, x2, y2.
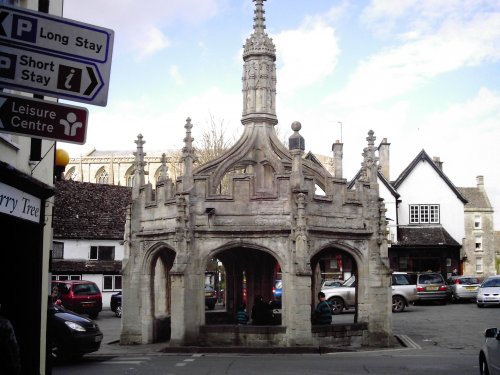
(65, 321, 86, 332)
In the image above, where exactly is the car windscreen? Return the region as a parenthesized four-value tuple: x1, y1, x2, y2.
(482, 278, 500, 288)
(73, 284, 100, 295)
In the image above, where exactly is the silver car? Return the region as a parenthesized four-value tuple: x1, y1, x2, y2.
(321, 273, 418, 314)
(447, 275, 481, 303)
(477, 275, 500, 308)
(479, 327, 500, 375)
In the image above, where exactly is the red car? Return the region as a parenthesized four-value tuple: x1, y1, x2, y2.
(52, 280, 103, 319)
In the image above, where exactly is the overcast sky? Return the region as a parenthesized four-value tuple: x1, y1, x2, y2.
(60, 0, 500, 228)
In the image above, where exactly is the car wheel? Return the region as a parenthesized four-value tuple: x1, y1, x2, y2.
(478, 303, 484, 308)
(89, 312, 99, 319)
(479, 352, 490, 375)
(328, 297, 344, 315)
(392, 296, 405, 313)
(115, 305, 122, 318)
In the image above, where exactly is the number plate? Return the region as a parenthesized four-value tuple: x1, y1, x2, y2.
(426, 286, 438, 291)
(464, 286, 477, 290)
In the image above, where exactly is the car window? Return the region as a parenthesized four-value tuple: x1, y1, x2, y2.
(392, 274, 411, 286)
(460, 277, 480, 285)
(418, 274, 444, 284)
(482, 278, 500, 288)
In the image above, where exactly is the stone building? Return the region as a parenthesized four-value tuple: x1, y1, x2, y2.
(120, 0, 392, 349)
(458, 176, 496, 276)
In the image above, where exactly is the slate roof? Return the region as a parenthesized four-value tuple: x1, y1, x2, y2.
(347, 169, 400, 199)
(52, 180, 132, 240)
(457, 187, 492, 210)
(395, 225, 461, 247)
(51, 259, 122, 273)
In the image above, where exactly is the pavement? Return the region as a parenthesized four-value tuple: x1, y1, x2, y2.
(91, 307, 406, 357)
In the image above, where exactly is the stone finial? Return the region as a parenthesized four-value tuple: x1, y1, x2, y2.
(181, 118, 197, 191)
(132, 134, 147, 195)
(158, 153, 169, 182)
(243, 0, 276, 59)
(289, 121, 304, 189)
(361, 130, 379, 183)
(288, 121, 305, 151)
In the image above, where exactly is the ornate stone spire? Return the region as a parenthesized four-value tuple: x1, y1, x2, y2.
(360, 130, 379, 184)
(132, 134, 146, 197)
(181, 118, 197, 191)
(242, 0, 277, 124)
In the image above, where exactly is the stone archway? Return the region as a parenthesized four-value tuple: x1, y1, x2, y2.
(205, 245, 283, 325)
(121, 243, 176, 345)
(311, 247, 359, 323)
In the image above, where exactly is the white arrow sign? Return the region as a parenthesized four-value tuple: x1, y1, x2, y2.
(0, 42, 108, 105)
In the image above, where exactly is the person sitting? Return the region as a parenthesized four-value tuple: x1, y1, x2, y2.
(313, 291, 332, 325)
(235, 304, 249, 325)
(251, 295, 274, 325)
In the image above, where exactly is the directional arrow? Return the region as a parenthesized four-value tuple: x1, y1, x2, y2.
(83, 66, 98, 96)
(0, 41, 109, 105)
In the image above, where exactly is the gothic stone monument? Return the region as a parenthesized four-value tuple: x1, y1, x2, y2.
(121, 0, 393, 349)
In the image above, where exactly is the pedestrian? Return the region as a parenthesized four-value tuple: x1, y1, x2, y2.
(313, 291, 332, 325)
(251, 295, 274, 325)
(0, 304, 21, 375)
(235, 303, 249, 325)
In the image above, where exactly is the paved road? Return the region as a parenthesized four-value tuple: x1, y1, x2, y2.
(51, 302, 498, 374)
(93, 301, 496, 355)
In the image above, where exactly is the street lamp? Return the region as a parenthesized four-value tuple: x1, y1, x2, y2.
(54, 148, 69, 181)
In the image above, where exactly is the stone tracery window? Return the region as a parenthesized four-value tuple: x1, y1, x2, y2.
(96, 167, 109, 184)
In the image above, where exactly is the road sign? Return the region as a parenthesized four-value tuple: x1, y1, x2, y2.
(0, 4, 113, 106)
(0, 42, 108, 105)
(0, 4, 113, 63)
(0, 92, 88, 144)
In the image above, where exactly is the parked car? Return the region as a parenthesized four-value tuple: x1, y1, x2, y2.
(322, 275, 356, 314)
(479, 327, 500, 375)
(447, 275, 481, 303)
(205, 285, 217, 310)
(322, 273, 418, 314)
(415, 272, 449, 304)
(477, 275, 500, 308)
(391, 272, 419, 312)
(51, 280, 103, 319)
(273, 280, 282, 300)
(110, 291, 122, 318)
(47, 303, 103, 361)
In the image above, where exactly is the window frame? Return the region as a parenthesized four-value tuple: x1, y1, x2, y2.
(103, 275, 122, 291)
(89, 245, 116, 261)
(409, 204, 440, 224)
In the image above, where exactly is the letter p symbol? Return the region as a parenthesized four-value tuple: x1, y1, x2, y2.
(11, 15, 37, 43)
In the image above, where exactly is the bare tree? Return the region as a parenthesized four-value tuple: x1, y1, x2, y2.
(195, 113, 234, 166)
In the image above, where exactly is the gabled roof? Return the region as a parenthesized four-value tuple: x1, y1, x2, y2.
(53, 180, 131, 240)
(395, 225, 461, 247)
(392, 150, 467, 204)
(457, 187, 492, 210)
(347, 169, 400, 199)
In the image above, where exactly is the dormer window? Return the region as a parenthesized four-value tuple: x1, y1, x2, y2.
(409, 204, 440, 224)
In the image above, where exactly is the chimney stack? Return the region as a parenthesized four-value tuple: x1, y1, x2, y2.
(477, 175, 484, 190)
(378, 138, 390, 180)
(432, 156, 443, 171)
(332, 140, 343, 178)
